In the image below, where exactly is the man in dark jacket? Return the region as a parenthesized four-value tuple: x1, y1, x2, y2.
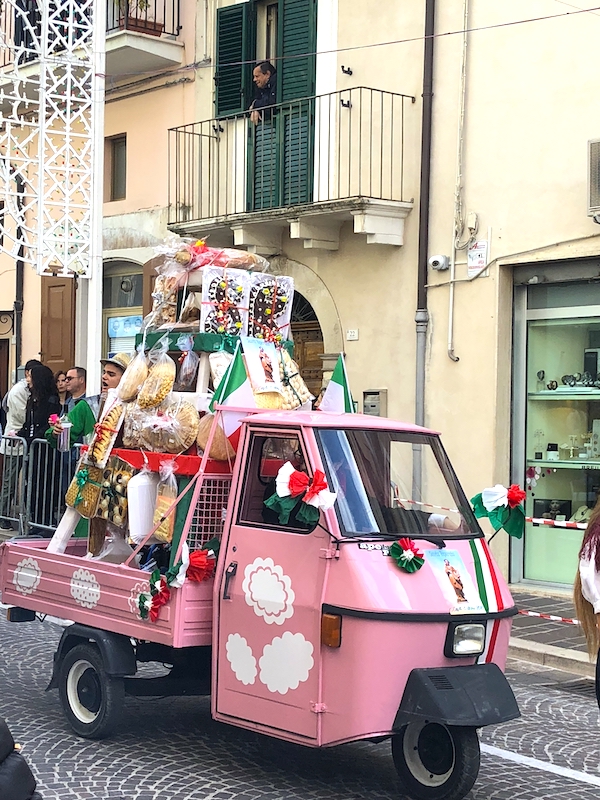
(250, 61, 277, 124)
(0, 717, 42, 800)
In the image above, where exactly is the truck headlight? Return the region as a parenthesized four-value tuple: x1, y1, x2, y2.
(444, 622, 486, 658)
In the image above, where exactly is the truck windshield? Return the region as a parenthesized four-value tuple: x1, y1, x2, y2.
(316, 428, 480, 539)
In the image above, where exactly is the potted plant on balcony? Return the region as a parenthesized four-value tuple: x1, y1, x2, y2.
(117, 0, 164, 37)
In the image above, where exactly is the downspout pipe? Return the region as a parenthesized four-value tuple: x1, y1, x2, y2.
(14, 175, 24, 371)
(415, 0, 435, 429)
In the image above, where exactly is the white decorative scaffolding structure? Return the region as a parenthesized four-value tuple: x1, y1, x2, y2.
(0, 0, 105, 279)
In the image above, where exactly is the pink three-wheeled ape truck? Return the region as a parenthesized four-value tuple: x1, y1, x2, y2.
(0, 411, 519, 800)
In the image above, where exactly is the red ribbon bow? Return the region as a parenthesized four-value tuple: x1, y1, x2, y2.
(187, 550, 215, 583)
(398, 537, 423, 559)
(506, 484, 526, 508)
(149, 578, 171, 623)
(288, 469, 328, 502)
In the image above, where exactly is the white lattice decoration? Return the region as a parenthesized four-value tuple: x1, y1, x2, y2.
(0, 0, 104, 277)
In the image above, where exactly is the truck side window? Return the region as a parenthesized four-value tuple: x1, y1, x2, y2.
(238, 433, 314, 533)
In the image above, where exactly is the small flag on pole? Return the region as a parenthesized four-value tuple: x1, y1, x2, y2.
(209, 345, 256, 448)
(318, 354, 354, 413)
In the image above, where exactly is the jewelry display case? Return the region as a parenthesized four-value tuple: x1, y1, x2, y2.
(525, 316, 600, 583)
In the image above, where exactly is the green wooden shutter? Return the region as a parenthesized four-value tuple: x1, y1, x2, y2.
(215, 4, 256, 117)
(279, 0, 316, 102)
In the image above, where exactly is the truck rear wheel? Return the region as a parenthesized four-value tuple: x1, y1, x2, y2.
(391, 721, 479, 800)
(58, 643, 124, 739)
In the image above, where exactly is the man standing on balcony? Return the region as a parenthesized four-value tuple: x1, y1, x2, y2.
(250, 61, 277, 124)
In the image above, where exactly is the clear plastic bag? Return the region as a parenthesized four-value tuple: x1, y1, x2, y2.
(209, 351, 233, 392)
(174, 334, 200, 391)
(137, 338, 177, 409)
(140, 396, 199, 454)
(153, 460, 178, 543)
(128, 466, 161, 545)
(118, 345, 149, 402)
(91, 523, 139, 564)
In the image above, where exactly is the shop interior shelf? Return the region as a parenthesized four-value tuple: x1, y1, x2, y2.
(528, 391, 600, 400)
(526, 458, 600, 470)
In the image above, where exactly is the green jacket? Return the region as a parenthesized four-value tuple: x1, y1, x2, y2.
(44, 399, 96, 449)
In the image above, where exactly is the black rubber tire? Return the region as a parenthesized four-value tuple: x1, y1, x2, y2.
(58, 643, 125, 739)
(391, 722, 480, 800)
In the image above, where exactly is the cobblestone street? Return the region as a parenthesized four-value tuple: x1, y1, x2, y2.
(0, 613, 599, 800)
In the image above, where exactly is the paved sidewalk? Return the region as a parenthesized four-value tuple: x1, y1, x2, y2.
(509, 589, 596, 677)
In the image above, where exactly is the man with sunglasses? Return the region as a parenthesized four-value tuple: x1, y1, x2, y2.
(64, 367, 86, 411)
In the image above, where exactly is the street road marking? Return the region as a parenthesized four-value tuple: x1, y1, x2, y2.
(481, 744, 600, 787)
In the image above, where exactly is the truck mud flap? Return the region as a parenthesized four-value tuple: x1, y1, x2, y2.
(393, 663, 520, 729)
(46, 623, 136, 691)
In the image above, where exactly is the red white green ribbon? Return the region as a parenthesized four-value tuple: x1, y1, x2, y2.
(389, 538, 425, 573)
(264, 461, 337, 525)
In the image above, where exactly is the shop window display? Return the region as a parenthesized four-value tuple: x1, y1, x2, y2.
(525, 316, 600, 583)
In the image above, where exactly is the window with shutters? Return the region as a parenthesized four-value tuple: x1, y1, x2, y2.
(215, 1, 316, 210)
(215, 4, 256, 117)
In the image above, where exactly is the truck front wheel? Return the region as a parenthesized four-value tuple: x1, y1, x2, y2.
(58, 643, 124, 739)
(391, 721, 479, 800)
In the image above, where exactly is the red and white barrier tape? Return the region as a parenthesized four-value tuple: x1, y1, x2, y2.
(518, 609, 580, 626)
(526, 516, 588, 530)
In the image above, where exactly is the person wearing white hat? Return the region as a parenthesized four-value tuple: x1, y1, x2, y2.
(45, 353, 132, 449)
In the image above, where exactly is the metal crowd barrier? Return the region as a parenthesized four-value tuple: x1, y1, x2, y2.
(0, 437, 82, 537)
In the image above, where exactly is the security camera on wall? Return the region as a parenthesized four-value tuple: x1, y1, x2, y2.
(428, 255, 449, 271)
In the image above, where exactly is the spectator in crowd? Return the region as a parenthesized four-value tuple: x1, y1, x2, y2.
(54, 370, 70, 417)
(249, 61, 277, 124)
(65, 367, 86, 412)
(46, 353, 131, 449)
(0, 358, 43, 530)
(18, 365, 61, 535)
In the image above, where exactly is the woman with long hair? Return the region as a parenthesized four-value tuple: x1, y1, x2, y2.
(54, 369, 70, 417)
(17, 365, 61, 534)
(574, 496, 600, 707)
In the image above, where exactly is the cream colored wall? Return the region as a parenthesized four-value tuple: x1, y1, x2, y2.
(425, 2, 600, 569)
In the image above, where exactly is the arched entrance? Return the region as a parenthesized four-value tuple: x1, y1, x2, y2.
(291, 292, 324, 397)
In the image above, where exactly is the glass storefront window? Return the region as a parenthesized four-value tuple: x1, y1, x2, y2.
(524, 313, 600, 583)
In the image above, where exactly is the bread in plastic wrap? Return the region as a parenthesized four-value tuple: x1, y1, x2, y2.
(65, 461, 104, 518)
(117, 349, 149, 402)
(137, 342, 177, 409)
(209, 351, 233, 392)
(85, 393, 126, 468)
(196, 413, 236, 461)
(278, 349, 313, 409)
(141, 398, 200, 454)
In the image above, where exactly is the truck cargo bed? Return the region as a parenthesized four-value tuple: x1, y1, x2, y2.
(0, 539, 213, 648)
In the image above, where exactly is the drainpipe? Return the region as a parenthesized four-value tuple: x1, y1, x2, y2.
(413, 0, 435, 495)
(14, 174, 25, 371)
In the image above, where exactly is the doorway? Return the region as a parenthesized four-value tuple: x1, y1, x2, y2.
(291, 292, 323, 397)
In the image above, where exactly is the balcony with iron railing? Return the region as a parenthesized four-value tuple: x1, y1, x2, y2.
(168, 87, 416, 250)
(0, 0, 182, 78)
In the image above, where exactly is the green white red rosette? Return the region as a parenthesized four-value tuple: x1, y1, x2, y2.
(470, 483, 525, 539)
(138, 541, 219, 623)
(389, 538, 424, 573)
(264, 461, 337, 525)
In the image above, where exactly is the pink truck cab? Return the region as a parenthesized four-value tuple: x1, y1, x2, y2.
(0, 411, 519, 800)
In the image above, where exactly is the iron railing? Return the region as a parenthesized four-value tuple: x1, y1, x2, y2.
(0, 0, 180, 69)
(168, 87, 415, 226)
(0, 436, 82, 536)
(106, 0, 180, 38)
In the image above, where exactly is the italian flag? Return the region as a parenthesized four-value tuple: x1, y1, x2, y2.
(209, 345, 256, 448)
(319, 354, 354, 413)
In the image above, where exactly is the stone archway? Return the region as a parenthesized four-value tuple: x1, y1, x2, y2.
(268, 255, 343, 354)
